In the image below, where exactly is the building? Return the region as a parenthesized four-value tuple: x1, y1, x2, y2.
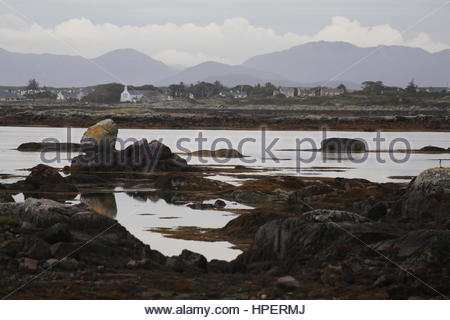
(0, 90, 25, 101)
(417, 87, 449, 94)
(120, 85, 165, 103)
(380, 86, 404, 95)
(278, 87, 296, 98)
(319, 87, 345, 96)
(57, 89, 88, 101)
(220, 90, 248, 99)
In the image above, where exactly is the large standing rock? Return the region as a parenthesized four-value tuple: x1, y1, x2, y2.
(244, 209, 400, 270)
(321, 138, 367, 153)
(80, 119, 118, 153)
(401, 168, 450, 220)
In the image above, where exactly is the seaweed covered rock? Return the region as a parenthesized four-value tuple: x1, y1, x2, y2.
(401, 168, 450, 221)
(321, 138, 367, 153)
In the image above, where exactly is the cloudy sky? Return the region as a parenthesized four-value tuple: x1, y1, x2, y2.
(0, 0, 449, 66)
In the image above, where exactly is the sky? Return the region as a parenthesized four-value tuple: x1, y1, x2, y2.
(0, 0, 449, 66)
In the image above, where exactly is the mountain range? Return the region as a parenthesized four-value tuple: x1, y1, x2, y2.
(1, 41, 449, 89)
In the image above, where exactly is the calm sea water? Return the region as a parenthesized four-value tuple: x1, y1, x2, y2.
(1, 126, 449, 260)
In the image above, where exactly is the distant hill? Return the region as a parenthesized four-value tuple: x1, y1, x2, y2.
(1, 42, 449, 88)
(157, 61, 291, 86)
(243, 41, 450, 87)
(0, 48, 174, 87)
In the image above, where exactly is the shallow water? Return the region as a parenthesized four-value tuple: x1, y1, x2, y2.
(1, 126, 449, 260)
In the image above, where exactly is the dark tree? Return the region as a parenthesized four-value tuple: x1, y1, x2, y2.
(27, 79, 40, 91)
(406, 79, 418, 94)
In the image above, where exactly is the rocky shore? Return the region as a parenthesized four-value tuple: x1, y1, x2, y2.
(0, 119, 448, 299)
(1, 103, 450, 131)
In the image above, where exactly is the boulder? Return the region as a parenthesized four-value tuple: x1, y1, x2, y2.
(419, 146, 446, 153)
(277, 276, 300, 290)
(321, 138, 367, 153)
(401, 168, 450, 220)
(71, 137, 187, 173)
(22, 164, 78, 201)
(245, 209, 400, 270)
(166, 249, 207, 273)
(80, 119, 118, 153)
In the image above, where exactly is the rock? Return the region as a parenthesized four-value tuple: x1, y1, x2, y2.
(367, 203, 387, 220)
(166, 250, 207, 273)
(22, 164, 78, 200)
(320, 264, 354, 286)
(0, 239, 23, 257)
(42, 223, 73, 244)
(190, 149, 244, 158)
(80, 119, 118, 153)
(20, 258, 39, 271)
(244, 209, 400, 271)
(0, 184, 14, 203)
(71, 136, 186, 173)
(371, 230, 450, 268)
(50, 242, 78, 259)
(17, 142, 81, 152)
(419, 146, 446, 152)
(214, 199, 226, 208)
(23, 237, 50, 260)
(187, 202, 215, 210)
(58, 257, 79, 270)
(24, 164, 67, 189)
(5, 198, 70, 227)
(401, 168, 450, 220)
(321, 138, 367, 152)
(277, 276, 300, 290)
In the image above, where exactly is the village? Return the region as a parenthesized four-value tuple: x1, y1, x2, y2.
(1, 78, 448, 104)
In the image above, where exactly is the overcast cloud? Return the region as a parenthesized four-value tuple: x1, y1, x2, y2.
(0, 0, 449, 66)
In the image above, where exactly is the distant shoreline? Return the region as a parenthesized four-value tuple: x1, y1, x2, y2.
(1, 103, 450, 132)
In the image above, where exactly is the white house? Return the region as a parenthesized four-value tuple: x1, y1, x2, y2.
(121, 85, 151, 103)
(57, 89, 88, 101)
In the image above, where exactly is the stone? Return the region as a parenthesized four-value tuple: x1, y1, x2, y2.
(80, 119, 118, 153)
(419, 146, 446, 152)
(20, 258, 39, 271)
(23, 237, 50, 260)
(214, 199, 226, 208)
(0, 184, 14, 203)
(50, 242, 79, 259)
(58, 257, 79, 270)
(166, 250, 207, 273)
(0, 239, 23, 257)
(321, 138, 367, 153)
(24, 164, 67, 189)
(320, 264, 354, 286)
(401, 168, 450, 220)
(17, 142, 81, 152)
(42, 223, 73, 244)
(277, 276, 300, 290)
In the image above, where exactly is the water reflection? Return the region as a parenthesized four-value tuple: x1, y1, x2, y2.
(80, 193, 118, 218)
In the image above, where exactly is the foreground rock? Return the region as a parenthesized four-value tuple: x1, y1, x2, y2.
(321, 138, 367, 152)
(401, 168, 450, 221)
(240, 208, 449, 298)
(0, 198, 161, 268)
